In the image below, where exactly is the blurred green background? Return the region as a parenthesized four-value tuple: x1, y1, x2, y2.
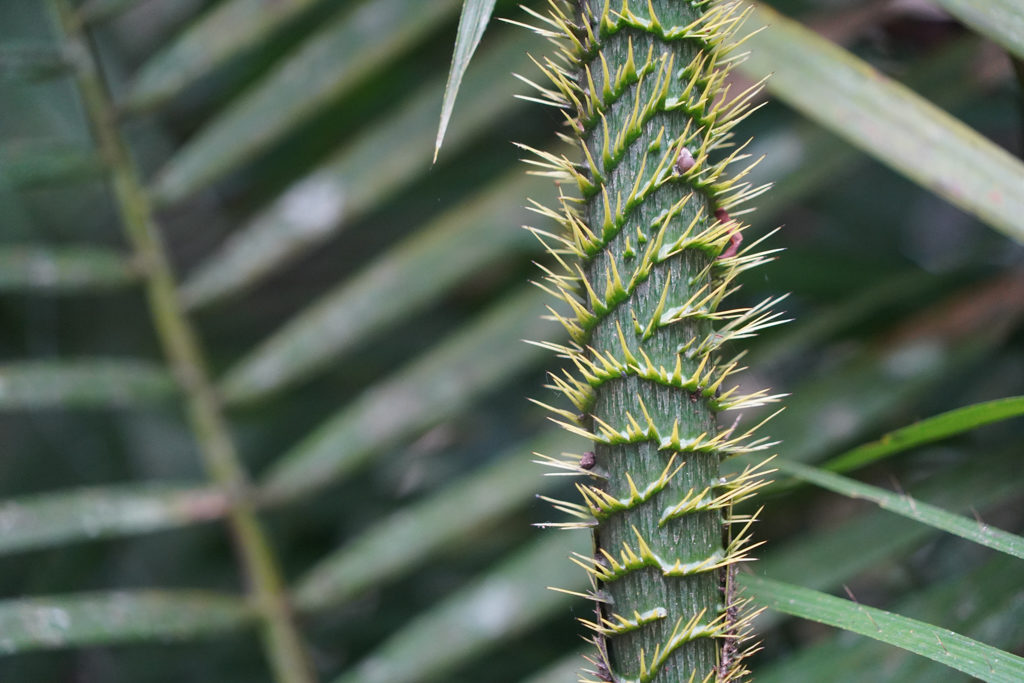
(1, 0, 1022, 681)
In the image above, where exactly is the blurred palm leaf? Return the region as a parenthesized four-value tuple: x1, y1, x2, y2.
(1, 0, 1021, 682)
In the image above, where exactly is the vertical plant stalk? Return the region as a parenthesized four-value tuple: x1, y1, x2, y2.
(48, 3, 316, 682)
(523, 2, 783, 681)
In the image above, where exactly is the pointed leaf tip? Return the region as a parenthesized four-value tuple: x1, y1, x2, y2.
(434, 0, 498, 163)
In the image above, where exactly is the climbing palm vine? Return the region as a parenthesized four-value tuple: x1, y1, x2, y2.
(1, 0, 1024, 682)
(521, 2, 780, 680)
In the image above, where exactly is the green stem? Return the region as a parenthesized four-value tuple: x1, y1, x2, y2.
(48, 3, 316, 682)
(585, 4, 721, 679)
(530, 1, 774, 681)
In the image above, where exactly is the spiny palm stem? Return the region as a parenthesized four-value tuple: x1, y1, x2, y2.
(526, 2, 780, 681)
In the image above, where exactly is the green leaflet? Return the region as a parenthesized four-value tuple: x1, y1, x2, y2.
(0, 42, 71, 82)
(434, 0, 498, 161)
(522, 2, 780, 681)
(756, 554, 1024, 683)
(0, 591, 256, 654)
(0, 485, 225, 556)
(76, 0, 146, 23)
(759, 450, 1022, 606)
(742, 574, 1024, 683)
(741, 2, 1024, 245)
(259, 286, 560, 503)
(48, 0, 317, 680)
(773, 458, 1024, 560)
(150, 0, 459, 205)
(121, 0, 330, 112)
(179, 29, 543, 311)
(293, 429, 583, 611)
(823, 395, 1024, 473)
(0, 360, 176, 409)
(931, 0, 1024, 61)
(0, 246, 138, 292)
(331, 531, 589, 683)
(218, 171, 549, 404)
(521, 653, 586, 683)
(0, 139, 105, 188)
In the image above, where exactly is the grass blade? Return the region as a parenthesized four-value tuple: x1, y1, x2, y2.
(824, 395, 1024, 472)
(0, 591, 256, 654)
(150, 0, 459, 205)
(293, 429, 583, 611)
(330, 531, 589, 683)
(0, 246, 138, 292)
(433, 0, 497, 161)
(259, 286, 559, 504)
(0, 360, 176, 409)
(773, 457, 1024, 560)
(0, 485, 226, 556)
(743, 2, 1024, 244)
(741, 574, 1024, 683)
(179, 29, 537, 310)
(218, 172, 547, 404)
(932, 0, 1024, 61)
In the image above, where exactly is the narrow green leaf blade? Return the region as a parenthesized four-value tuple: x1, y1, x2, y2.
(0, 591, 256, 654)
(434, 0, 497, 161)
(218, 172, 548, 404)
(932, 0, 1024, 61)
(753, 452, 1022, 635)
(150, 0, 459, 205)
(0, 246, 138, 292)
(748, 269, 937, 368)
(293, 429, 583, 611)
(122, 0, 326, 112)
(521, 654, 585, 683)
(740, 339, 983, 470)
(760, 451, 1021, 597)
(772, 458, 1024, 560)
(179, 29, 537, 309)
(0, 360, 176, 409)
(743, 2, 1024, 244)
(756, 554, 1024, 683)
(77, 0, 147, 23)
(0, 43, 70, 82)
(0, 485, 226, 556)
(741, 574, 1024, 683)
(259, 287, 559, 503)
(824, 395, 1024, 472)
(0, 140, 105, 188)
(331, 531, 589, 683)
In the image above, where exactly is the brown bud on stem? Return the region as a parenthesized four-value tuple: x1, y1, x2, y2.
(716, 208, 743, 259)
(675, 146, 695, 174)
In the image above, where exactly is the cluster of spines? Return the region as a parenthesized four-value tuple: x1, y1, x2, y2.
(519, 1, 781, 681)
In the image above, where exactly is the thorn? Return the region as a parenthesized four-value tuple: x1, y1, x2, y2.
(969, 505, 988, 533)
(888, 473, 917, 513)
(843, 585, 881, 632)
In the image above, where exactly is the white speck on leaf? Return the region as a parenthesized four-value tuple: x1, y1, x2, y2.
(883, 342, 943, 379)
(473, 581, 520, 635)
(279, 175, 346, 237)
